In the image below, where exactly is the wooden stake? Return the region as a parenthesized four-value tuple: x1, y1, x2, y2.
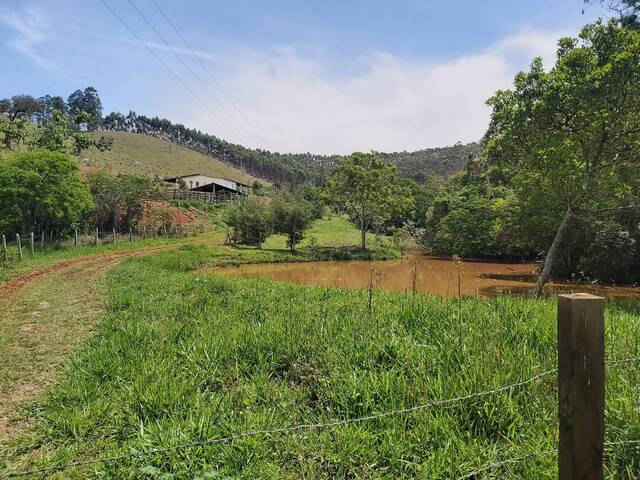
(2, 234, 7, 262)
(558, 293, 605, 480)
(129, 226, 133, 242)
(29, 232, 35, 255)
(16, 234, 23, 260)
(95, 227, 99, 246)
(74, 229, 78, 247)
(113, 228, 116, 244)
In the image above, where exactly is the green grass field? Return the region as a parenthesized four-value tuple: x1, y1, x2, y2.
(82, 131, 259, 184)
(2, 242, 638, 479)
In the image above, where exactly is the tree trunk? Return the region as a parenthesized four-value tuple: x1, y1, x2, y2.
(360, 223, 367, 251)
(533, 205, 574, 298)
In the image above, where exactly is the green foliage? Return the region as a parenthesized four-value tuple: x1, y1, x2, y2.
(4, 247, 638, 477)
(323, 152, 415, 250)
(271, 195, 314, 251)
(0, 116, 27, 150)
(0, 150, 93, 236)
(31, 110, 112, 155)
(87, 171, 161, 231)
(227, 198, 272, 247)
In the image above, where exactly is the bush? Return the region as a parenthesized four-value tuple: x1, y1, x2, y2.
(0, 150, 93, 236)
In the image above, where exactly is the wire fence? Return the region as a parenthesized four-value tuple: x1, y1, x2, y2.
(0, 223, 207, 265)
(2, 357, 638, 478)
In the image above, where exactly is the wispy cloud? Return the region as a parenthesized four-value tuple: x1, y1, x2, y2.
(0, 5, 59, 71)
(176, 28, 565, 153)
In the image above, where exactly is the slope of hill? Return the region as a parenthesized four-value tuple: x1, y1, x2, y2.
(103, 112, 478, 185)
(80, 131, 260, 184)
(382, 142, 483, 181)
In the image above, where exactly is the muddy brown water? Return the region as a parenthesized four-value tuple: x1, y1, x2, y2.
(207, 253, 640, 300)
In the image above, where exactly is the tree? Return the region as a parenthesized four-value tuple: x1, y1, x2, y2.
(81, 87, 103, 130)
(0, 95, 42, 148)
(485, 21, 640, 296)
(271, 195, 313, 251)
(31, 110, 112, 154)
(323, 152, 414, 251)
(587, 1, 639, 27)
(227, 198, 272, 247)
(0, 150, 93, 236)
(87, 171, 161, 231)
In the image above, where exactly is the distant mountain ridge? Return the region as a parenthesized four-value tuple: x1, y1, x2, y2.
(103, 111, 481, 184)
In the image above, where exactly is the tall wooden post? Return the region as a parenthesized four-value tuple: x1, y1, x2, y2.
(129, 226, 133, 242)
(29, 232, 35, 255)
(2, 234, 7, 262)
(95, 227, 99, 246)
(558, 293, 605, 480)
(113, 228, 117, 244)
(16, 234, 23, 260)
(74, 229, 78, 247)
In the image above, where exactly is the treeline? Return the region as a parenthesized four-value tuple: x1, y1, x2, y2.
(103, 111, 338, 185)
(103, 111, 480, 185)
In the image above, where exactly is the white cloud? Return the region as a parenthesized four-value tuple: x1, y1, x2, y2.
(0, 5, 59, 71)
(172, 28, 566, 154)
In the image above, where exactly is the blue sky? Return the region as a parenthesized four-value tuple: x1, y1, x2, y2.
(0, 0, 609, 153)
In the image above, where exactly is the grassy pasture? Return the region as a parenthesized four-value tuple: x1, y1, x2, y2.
(2, 244, 639, 479)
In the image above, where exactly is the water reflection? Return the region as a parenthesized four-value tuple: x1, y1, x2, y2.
(206, 253, 640, 300)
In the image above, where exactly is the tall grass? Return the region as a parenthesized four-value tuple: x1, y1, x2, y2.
(2, 245, 639, 478)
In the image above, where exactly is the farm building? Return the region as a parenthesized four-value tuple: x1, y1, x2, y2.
(164, 174, 250, 204)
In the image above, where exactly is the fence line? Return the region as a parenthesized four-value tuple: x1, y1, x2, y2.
(457, 439, 640, 480)
(0, 368, 556, 478)
(0, 224, 207, 264)
(0, 354, 636, 478)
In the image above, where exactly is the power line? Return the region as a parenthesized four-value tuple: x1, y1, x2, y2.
(124, 0, 257, 146)
(97, 0, 231, 135)
(149, 0, 267, 149)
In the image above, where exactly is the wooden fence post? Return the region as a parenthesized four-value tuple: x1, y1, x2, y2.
(74, 229, 78, 247)
(113, 228, 116, 244)
(129, 226, 133, 242)
(95, 227, 99, 246)
(2, 234, 7, 262)
(30, 232, 35, 255)
(558, 293, 605, 480)
(16, 234, 23, 260)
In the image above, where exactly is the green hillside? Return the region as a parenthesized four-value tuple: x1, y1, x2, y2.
(79, 131, 260, 184)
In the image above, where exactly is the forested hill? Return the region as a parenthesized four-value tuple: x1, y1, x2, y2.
(103, 111, 478, 185)
(381, 142, 482, 181)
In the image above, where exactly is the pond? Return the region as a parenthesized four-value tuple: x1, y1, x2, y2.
(209, 253, 640, 300)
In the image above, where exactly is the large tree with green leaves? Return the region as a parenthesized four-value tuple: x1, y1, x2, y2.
(0, 150, 93, 236)
(323, 152, 414, 251)
(271, 194, 313, 251)
(0, 95, 42, 149)
(485, 21, 640, 296)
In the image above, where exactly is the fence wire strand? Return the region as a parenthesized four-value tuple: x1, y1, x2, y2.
(0, 369, 555, 478)
(2, 357, 638, 477)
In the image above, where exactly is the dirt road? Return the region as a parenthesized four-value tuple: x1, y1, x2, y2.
(0, 242, 190, 441)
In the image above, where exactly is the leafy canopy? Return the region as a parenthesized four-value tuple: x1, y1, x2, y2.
(0, 150, 93, 235)
(323, 152, 414, 250)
